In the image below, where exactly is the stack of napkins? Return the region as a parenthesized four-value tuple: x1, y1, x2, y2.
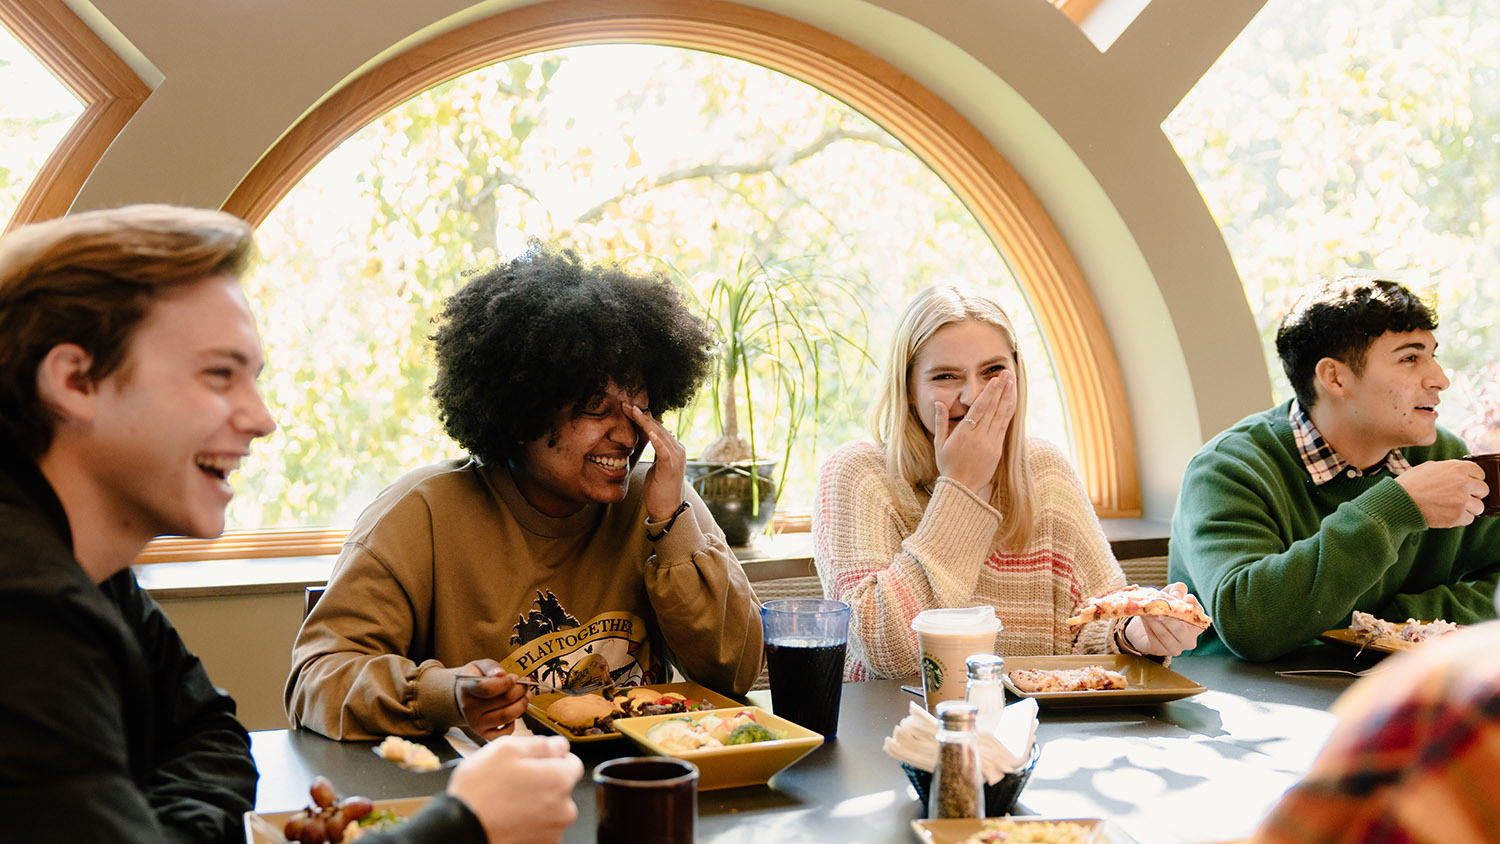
(882, 698, 1039, 785)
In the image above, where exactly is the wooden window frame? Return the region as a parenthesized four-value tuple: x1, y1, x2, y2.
(139, 0, 1139, 564)
(0, 0, 149, 232)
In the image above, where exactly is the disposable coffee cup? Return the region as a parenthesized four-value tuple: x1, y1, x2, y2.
(594, 757, 698, 844)
(910, 606, 1001, 714)
(1464, 453, 1500, 516)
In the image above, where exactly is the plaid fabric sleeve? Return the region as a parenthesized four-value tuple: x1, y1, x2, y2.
(1251, 624, 1500, 844)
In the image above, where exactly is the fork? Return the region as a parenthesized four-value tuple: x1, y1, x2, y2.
(1275, 666, 1385, 678)
(456, 675, 613, 696)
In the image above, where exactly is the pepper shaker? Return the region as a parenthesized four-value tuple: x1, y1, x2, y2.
(929, 700, 984, 819)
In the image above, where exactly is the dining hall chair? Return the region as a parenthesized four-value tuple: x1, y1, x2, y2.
(1116, 555, 1170, 589)
(748, 574, 828, 691)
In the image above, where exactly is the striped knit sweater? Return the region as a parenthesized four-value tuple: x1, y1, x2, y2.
(813, 438, 1127, 680)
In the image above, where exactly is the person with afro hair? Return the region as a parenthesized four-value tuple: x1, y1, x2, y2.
(287, 242, 765, 742)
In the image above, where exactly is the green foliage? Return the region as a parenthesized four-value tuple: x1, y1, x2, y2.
(670, 253, 874, 510)
(233, 45, 1057, 530)
(1166, 0, 1500, 449)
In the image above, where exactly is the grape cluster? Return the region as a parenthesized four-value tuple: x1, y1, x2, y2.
(282, 775, 374, 843)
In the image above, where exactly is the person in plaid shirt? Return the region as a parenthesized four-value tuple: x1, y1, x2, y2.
(1252, 596, 1500, 844)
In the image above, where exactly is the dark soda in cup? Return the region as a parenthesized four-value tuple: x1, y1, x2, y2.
(764, 639, 847, 737)
(760, 599, 850, 739)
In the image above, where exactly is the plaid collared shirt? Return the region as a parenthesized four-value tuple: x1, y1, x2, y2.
(1289, 400, 1412, 485)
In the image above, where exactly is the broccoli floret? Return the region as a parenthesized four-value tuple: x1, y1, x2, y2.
(724, 722, 777, 745)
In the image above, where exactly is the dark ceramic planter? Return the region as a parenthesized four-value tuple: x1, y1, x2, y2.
(685, 460, 777, 547)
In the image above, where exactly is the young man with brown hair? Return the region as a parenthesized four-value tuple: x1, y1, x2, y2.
(0, 205, 581, 844)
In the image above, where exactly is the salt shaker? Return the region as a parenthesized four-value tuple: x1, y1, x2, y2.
(965, 654, 1005, 735)
(929, 701, 984, 819)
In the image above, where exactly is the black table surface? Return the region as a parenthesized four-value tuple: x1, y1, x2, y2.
(252, 643, 1389, 843)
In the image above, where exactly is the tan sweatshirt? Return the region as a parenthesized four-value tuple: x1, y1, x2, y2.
(285, 458, 764, 740)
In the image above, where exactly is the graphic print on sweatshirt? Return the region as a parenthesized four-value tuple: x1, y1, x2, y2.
(500, 589, 658, 688)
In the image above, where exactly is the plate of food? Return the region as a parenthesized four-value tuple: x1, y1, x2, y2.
(1320, 610, 1461, 654)
(910, 816, 1138, 844)
(245, 775, 426, 843)
(1001, 655, 1205, 707)
(525, 680, 741, 742)
(612, 705, 823, 790)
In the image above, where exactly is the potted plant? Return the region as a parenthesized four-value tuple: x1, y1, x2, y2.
(674, 254, 871, 546)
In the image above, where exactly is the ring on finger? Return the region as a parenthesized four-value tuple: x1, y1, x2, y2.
(963, 417, 978, 426)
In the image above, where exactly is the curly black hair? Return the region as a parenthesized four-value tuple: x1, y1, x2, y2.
(1275, 275, 1438, 409)
(430, 241, 715, 464)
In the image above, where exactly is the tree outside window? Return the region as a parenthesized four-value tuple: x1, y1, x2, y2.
(238, 45, 1070, 531)
(1167, 0, 1500, 453)
(0, 24, 83, 232)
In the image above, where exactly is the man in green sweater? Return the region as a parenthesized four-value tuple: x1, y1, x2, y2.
(1169, 276, 1500, 661)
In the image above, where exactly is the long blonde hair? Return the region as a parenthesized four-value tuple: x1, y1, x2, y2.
(871, 284, 1034, 551)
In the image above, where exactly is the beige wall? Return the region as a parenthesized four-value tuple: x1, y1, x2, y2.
(59, 0, 1276, 703)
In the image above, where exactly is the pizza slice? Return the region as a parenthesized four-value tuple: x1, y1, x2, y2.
(1006, 665, 1128, 693)
(1349, 610, 1459, 647)
(1065, 583, 1212, 629)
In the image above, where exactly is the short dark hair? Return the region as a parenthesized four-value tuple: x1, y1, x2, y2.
(429, 241, 715, 464)
(0, 204, 254, 457)
(1274, 275, 1438, 409)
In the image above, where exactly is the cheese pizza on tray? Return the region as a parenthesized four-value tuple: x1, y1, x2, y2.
(1065, 583, 1212, 629)
(1007, 665, 1128, 693)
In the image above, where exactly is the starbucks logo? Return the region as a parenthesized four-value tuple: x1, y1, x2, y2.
(921, 654, 943, 694)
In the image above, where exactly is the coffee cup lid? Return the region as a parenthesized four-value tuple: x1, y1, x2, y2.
(910, 605, 1001, 634)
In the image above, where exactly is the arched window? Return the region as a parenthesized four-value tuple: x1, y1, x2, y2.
(139, 0, 1139, 561)
(0, 0, 147, 231)
(1167, 0, 1500, 453)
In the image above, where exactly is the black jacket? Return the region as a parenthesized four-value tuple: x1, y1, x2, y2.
(0, 448, 257, 843)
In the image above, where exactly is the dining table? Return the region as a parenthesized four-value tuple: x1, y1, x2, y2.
(250, 643, 1390, 844)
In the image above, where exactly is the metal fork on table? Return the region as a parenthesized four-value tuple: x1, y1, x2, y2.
(455, 674, 613, 696)
(1274, 666, 1386, 678)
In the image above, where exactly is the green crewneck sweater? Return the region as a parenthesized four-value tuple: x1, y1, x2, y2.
(1169, 401, 1500, 661)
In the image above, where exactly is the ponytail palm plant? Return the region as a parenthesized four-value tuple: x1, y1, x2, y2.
(674, 254, 871, 543)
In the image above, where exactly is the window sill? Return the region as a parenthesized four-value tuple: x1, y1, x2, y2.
(134, 519, 1166, 601)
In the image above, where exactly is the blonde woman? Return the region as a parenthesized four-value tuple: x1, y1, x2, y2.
(813, 284, 1203, 679)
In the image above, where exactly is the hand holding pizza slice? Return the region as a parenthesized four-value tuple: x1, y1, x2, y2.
(1066, 582, 1213, 630)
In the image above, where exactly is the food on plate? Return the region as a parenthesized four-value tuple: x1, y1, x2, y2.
(281, 775, 391, 844)
(643, 708, 783, 752)
(1350, 610, 1460, 646)
(542, 685, 719, 736)
(546, 693, 623, 737)
(955, 818, 1097, 844)
(611, 687, 717, 717)
(1007, 665, 1128, 693)
(374, 735, 441, 772)
(1065, 583, 1213, 629)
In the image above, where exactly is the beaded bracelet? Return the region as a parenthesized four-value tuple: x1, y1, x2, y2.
(644, 500, 691, 542)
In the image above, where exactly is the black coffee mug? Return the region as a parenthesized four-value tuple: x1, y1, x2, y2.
(1464, 453, 1500, 516)
(593, 756, 698, 844)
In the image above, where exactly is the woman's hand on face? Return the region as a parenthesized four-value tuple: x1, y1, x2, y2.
(626, 404, 688, 522)
(932, 370, 1016, 495)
